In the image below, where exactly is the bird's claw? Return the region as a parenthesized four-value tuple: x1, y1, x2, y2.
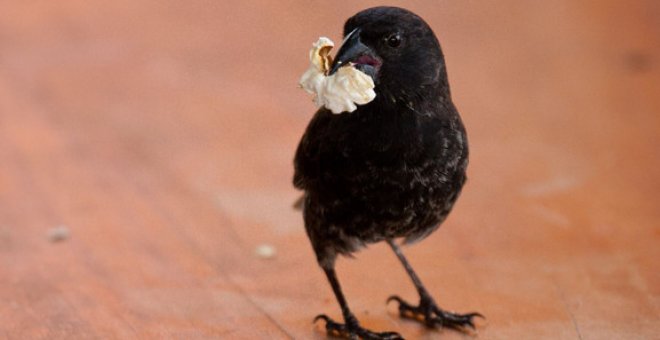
(387, 295, 484, 332)
(314, 314, 404, 340)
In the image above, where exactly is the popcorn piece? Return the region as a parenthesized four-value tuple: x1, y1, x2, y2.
(255, 244, 277, 259)
(299, 37, 376, 114)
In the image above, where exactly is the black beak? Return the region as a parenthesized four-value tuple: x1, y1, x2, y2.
(329, 28, 379, 77)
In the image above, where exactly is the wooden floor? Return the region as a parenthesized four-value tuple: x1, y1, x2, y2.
(1, 1, 658, 339)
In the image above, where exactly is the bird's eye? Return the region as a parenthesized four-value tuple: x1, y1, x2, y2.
(386, 33, 401, 48)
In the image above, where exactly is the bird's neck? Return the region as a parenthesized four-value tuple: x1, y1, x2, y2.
(371, 82, 454, 118)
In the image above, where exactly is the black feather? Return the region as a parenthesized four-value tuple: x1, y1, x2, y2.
(294, 6, 468, 267)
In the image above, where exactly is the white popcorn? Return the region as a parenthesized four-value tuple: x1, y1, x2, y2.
(299, 37, 376, 114)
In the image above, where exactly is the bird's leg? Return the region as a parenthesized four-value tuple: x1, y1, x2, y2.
(315, 267, 403, 340)
(386, 240, 483, 331)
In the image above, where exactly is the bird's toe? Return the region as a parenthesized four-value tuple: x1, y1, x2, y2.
(314, 313, 403, 339)
(386, 295, 484, 332)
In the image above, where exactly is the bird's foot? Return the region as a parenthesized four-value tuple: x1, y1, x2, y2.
(387, 295, 483, 332)
(314, 314, 403, 340)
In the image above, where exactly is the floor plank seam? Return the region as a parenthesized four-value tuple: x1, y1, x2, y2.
(554, 280, 583, 340)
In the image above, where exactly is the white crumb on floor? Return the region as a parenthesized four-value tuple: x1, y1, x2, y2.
(254, 244, 277, 259)
(47, 225, 70, 242)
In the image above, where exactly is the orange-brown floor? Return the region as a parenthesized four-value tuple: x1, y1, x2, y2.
(0, 1, 658, 339)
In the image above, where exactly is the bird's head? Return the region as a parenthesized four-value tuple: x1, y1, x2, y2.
(329, 7, 449, 100)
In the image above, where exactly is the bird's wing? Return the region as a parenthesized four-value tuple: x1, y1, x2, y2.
(293, 108, 332, 191)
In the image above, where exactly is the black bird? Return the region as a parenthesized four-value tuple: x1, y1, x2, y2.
(294, 7, 483, 339)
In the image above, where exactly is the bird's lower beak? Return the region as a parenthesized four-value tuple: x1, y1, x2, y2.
(329, 28, 381, 79)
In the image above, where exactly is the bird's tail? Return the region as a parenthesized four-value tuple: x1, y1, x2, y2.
(292, 194, 304, 210)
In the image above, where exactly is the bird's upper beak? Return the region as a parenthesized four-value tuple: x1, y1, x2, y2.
(329, 28, 381, 79)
